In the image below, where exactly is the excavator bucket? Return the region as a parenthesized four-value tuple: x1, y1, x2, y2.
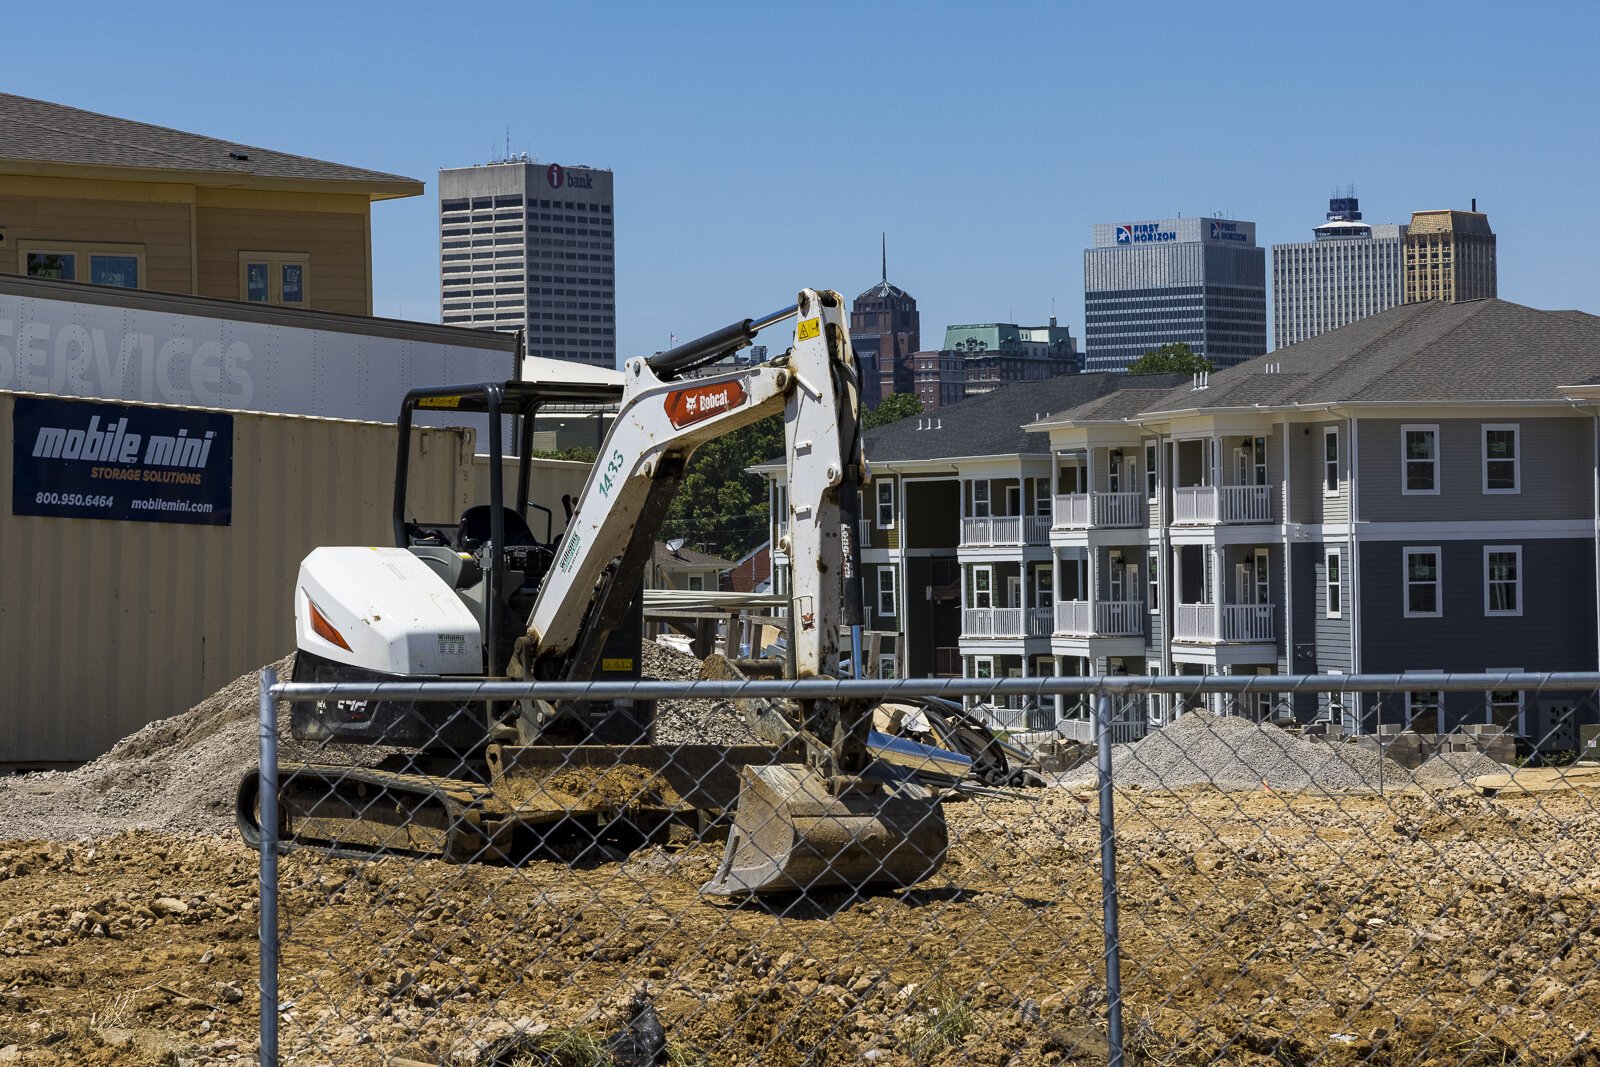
(700, 763, 947, 897)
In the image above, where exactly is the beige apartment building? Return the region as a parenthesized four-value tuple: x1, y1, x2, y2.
(1404, 208, 1497, 304)
(0, 93, 421, 316)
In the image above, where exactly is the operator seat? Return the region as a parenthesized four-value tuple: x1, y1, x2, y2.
(457, 505, 538, 552)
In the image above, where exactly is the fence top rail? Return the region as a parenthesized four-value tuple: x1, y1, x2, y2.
(270, 671, 1600, 703)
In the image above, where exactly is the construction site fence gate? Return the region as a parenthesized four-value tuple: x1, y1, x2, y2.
(255, 669, 1600, 1066)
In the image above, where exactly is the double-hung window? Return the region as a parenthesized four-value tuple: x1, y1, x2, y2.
(1323, 427, 1340, 494)
(875, 479, 895, 529)
(1402, 425, 1439, 495)
(1144, 443, 1158, 500)
(876, 566, 896, 617)
(1484, 546, 1522, 616)
(1325, 549, 1342, 617)
(1404, 547, 1442, 617)
(22, 243, 144, 289)
(1483, 425, 1519, 494)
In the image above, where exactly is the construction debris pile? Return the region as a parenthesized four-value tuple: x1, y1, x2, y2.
(642, 641, 762, 747)
(1057, 713, 1422, 792)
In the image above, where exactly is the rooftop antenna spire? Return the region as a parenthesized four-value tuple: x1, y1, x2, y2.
(881, 232, 886, 283)
(505, 124, 510, 160)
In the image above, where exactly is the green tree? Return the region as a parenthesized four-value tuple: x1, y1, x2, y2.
(1126, 342, 1213, 376)
(659, 414, 784, 559)
(864, 391, 922, 429)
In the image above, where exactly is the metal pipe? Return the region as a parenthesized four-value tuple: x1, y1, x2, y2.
(269, 669, 1596, 704)
(257, 667, 279, 1067)
(647, 304, 798, 378)
(1095, 691, 1126, 1066)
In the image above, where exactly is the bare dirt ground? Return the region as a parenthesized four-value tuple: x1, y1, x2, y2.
(4, 784, 1600, 1066)
(4, 658, 1598, 1065)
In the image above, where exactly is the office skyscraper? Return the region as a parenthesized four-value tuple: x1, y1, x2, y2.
(439, 158, 615, 368)
(1083, 216, 1266, 372)
(1272, 196, 1406, 349)
(1404, 207, 1496, 304)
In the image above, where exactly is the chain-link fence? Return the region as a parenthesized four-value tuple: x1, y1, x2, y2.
(250, 669, 1600, 1066)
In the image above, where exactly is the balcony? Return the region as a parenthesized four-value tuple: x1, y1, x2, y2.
(962, 607, 1049, 638)
(1053, 600, 1144, 637)
(1172, 485, 1273, 525)
(1052, 492, 1145, 529)
(1173, 602, 1275, 643)
(960, 515, 1050, 547)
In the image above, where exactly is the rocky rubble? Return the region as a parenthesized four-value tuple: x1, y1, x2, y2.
(1057, 712, 1416, 792)
(641, 640, 761, 746)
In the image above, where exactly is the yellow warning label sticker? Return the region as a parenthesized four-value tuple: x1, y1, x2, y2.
(418, 395, 462, 409)
(796, 317, 821, 341)
(602, 657, 634, 671)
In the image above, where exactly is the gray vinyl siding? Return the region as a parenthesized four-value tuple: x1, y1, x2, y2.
(1356, 417, 1591, 522)
(1310, 542, 1352, 673)
(1292, 420, 1350, 524)
(1357, 539, 1596, 674)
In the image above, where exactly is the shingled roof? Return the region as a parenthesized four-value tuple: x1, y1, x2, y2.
(0, 93, 421, 198)
(862, 372, 1188, 463)
(1113, 300, 1600, 417)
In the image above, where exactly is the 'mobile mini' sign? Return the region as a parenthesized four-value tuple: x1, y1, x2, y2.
(11, 396, 233, 525)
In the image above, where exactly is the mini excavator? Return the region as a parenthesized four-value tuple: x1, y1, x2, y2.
(239, 289, 948, 897)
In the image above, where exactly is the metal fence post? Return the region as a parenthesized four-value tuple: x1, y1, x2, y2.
(1095, 689, 1126, 1066)
(258, 667, 280, 1067)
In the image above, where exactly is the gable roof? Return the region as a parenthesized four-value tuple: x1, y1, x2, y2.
(1057, 300, 1600, 422)
(654, 542, 736, 570)
(861, 372, 1189, 463)
(0, 93, 421, 199)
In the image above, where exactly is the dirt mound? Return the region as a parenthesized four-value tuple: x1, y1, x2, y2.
(0, 656, 295, 842)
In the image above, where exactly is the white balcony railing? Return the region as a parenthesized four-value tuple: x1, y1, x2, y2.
(1095, 600, 1145, 636)
(1174, 602, 1275, 643)
(960, 515, 1021, 546)
(1172, 485, 1273, 524)
(1024, 515, 1051, 544)
(1054, 600, 1092, 635)
(1052, 492, 1144, 529)
(1053, 600, 1142, 637)
(962, 607, 1025, 637)
(1026, 606, 1053, 637)
(857, 518, 872, 549)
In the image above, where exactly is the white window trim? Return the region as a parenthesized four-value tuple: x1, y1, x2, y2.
(1403, 546, 1443, 618)
(1404, 683, 1443, 732)
(972, 655, 995, 680)
(1325, 547, 1342, 618)
(877, 653, 897, 680)
(1144, 443, 1158, 502)
(1483, 545, 1523, 617)
(875, 478, 895, 529)
(971, 480, 990, 519)
(20, 241, 146, 288)
(240, 251, 312, 305)
(1323, 426, 1340, 496)
(971, 564, 993, 609)
(876, 565, 897, 617)
(1401, 424, 1440, 496)
(1482, 423, 1520, 495)
(1485, 667, 1524, 732)
(1148, 552, 1160, 614)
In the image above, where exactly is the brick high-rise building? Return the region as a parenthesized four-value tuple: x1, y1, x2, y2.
(850, 241, 920, 404)
(1404, 206, 1496, 304)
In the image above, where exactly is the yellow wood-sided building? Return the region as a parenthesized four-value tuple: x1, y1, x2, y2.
(0, 93, 421, 316)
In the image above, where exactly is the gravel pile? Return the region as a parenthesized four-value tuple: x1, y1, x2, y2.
(1057, 713, 1413, 792)
(0, 655, 299, 841)
(1414, 748, 1510, 788)
(642, 641, 761, 746)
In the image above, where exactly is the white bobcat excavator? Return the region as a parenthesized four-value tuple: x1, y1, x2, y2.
(240, 288, 948, 897)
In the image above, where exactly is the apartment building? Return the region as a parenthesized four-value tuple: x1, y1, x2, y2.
(758, 373, 1185, 683)
(0, 93, 420, 315)
(1030, 298, 1600, 751)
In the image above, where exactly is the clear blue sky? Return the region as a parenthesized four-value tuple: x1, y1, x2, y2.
(6, 2, 1597, 363)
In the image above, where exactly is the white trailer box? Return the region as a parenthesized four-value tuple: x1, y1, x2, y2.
(0, 274, 518, 418)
